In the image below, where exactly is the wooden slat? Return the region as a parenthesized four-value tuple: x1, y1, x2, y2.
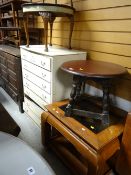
(74, 0, 131, 11)
(48, 20, 131, 32)
(89, 50, 131, 69)
(51, 38, 131, 68)
(88, 41, 131, 57)
(75, 7, 131, 21)
(114, 78, 131, 101)
(49, 30, 131, 46)
(74, 20, 131, 32)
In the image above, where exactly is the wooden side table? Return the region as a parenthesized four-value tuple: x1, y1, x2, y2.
(41, 100, 127, 175)
(61, 60, 127, 125)
(22, 2, 75, 51)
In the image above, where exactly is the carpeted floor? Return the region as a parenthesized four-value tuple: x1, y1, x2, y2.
(0, 88, 116, 175)
(0, 88, 72, 175)
(0, 103, 20, 136)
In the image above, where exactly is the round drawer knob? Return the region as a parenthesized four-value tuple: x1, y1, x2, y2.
(42, 73, 46, 78)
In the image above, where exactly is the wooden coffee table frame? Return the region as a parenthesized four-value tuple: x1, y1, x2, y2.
(41, 100, 126, 175)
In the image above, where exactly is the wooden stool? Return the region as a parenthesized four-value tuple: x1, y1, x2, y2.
(61, 60, 127, 126)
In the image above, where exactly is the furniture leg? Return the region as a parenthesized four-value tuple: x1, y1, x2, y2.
(49, 15, 55, 46)
(68, 15, 74, 49)
(41, 112, 52, 147)
(23, 14, 29, 47)
(18, 100, 24, 113)
(40, 12, 50, 52)
(65, 75, 82, 116)
(101, 80, 110, 125)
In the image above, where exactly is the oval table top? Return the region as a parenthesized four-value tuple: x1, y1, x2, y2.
(22, 3, 75, 15)
(61, 60, 128, 78)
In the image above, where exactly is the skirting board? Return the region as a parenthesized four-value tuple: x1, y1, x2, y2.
(85, 84, 131, 112)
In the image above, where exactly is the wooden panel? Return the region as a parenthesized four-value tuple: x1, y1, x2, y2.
(88, 42, 131, 57)
(50, 30, 131, 46)
(45, 0, 131, 11)
(114, 78, 131, 101)
(73, 0, 131, 11)
(89, 51, 131, 69)
(75, 7, 131, 21)
(50, 20, 131, 32)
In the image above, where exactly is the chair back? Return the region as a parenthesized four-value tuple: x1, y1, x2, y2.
(116, 112, 131, 175)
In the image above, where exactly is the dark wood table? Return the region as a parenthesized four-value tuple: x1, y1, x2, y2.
(61, 60, 127, 125)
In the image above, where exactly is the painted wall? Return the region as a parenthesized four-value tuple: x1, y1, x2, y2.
(32, 0, 131, 111)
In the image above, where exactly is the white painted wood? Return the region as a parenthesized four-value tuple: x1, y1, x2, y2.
(24, 86, 47, 109)
(23, 78, 51, 104)
(23, 69, 51, 94)
(21, 49, 51, 71)
(22, 60, 51, 83)
(24, 97, 44, 118)
(21, 45, 87, 122)
(23, 103, 41, 126)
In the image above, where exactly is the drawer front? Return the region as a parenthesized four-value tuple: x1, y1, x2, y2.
(8, 69, 16, 79)
(7, 86, 18, 102)
(21, 49, 51, 71)
(23, 69, 51, 94)
(23, 103, 41, 127)
(23, 79, 51, 104)
(8, 75, 17, 90)
(0, 55, 6, 65)
(24, 86, 47, 109)
(24, 97, 44, 118)
(7, 60, 16, 71)
(6, 53, 16, 63)
(0, 62, 7, 70)
(22, 60, 51, 83)
(8, 83, 18, 93)
(1, 68, 8, 81)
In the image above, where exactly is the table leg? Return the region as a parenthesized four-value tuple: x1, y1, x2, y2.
(68, 15, 74, 49)
(49, 15, 55, 46)
(65, 75, 83, 116)
(102, 80, 110, 124)
(41, 112, 52, 147)
(23, 14, 29, 47)
(40, 12, 50, 52)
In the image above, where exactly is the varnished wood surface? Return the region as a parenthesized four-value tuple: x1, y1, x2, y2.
(41, 100, 127, 175)
(116, 112, 131, 175)
(61, 60, 127, 78)
(43, 100, 126, 150)
(0, 45, 20, 58)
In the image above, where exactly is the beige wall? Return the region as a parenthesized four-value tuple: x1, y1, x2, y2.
(33, 0, 131, 104)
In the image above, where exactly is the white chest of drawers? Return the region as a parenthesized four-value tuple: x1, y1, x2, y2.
(20, 45, 87, 126)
